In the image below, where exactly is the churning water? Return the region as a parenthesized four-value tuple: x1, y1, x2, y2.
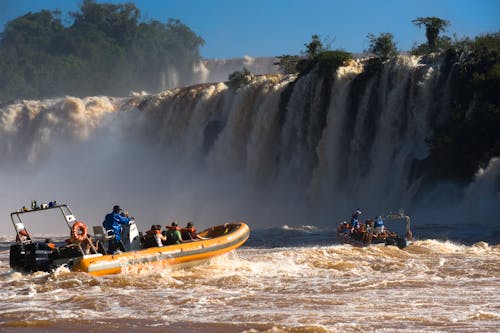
(0, 228, 499, 332)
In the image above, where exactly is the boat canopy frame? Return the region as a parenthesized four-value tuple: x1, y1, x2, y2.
(10, 204, 96, 255)
(382, 212, 412, 239)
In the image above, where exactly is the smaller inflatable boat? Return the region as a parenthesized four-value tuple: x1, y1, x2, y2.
(337, 212, 413, 249)
(9, 203, 250, 276)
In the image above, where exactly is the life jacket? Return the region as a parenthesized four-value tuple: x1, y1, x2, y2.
(15, 230, 30, 244)
(338, 222, 351, 234)
(143, 229, 161, 248)
(165, 226, 181, 245)
(166, 226, 180, 231)
(181, 227, 197, 240)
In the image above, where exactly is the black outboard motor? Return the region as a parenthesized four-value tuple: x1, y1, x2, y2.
(10, 242, 85, 273)
(10, 242, 56, 273)
(396, 237, 408, 249)
(384, 236, 407, 249)
(385, 236, 397, 247)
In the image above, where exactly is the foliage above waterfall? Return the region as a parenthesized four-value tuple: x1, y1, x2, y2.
(275, 35, 352, 76)
(412, 17, 451, 53)
(366, 32, 398, 60)
(0, 0, 204, 101)
(412, 16, 451, 54)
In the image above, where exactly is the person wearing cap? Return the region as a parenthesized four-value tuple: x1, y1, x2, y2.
(103, 205, 131, 254)
(350, 209, 362, 229)
(164, 221, 183, 245)
(181, 221, 198, 240)
(143, 224, 166, 248)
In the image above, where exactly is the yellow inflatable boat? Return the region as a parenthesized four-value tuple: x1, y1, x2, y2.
(9, 203, 250, 276)
(75, 223, 250, 276)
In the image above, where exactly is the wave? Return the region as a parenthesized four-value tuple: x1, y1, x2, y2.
(1, 239, 498, 332)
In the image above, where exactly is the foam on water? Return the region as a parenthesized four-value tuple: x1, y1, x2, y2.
(0, 237, 499, 332)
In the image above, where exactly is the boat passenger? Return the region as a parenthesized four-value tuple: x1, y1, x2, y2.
(164, 222, 183, 245)
(103, 205, 132, 254)
(181, 222, 199, 240)
(341, 221, 351, 235)
(144, 224, 166, 248)
(374, 216, 385, 234)
(16, 230, 30, 244)
(351, 209, 362, 229)
(44, 238, 57, 250)
(82, 234, 97, 254)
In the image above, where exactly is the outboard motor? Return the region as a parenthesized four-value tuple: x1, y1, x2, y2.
(121, 220, 141, 251)
(10, 242, 57, 273)
(396, 237, 408, 249)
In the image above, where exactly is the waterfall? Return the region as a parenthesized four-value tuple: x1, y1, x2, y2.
(0, 55, 497, 234)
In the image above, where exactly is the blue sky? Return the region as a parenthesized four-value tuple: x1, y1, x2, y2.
(0, 0, 498, 59)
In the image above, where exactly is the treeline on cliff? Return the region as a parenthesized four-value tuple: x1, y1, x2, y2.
(0, 0, 204, 101)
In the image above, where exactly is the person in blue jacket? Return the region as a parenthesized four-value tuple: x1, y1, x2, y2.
(350, 209, 362, 229)
(103, 205, 131, 254)
(374, 215, 385, 234)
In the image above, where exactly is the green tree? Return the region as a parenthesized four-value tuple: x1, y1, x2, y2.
(70, 0, 140, 45)
(0, 0, 204, 100)
(412, 16, 450, 52)
(316, 50, 352, 74)
(304, 34, 326, 59)
(276, 35, 349, 76)
(274, 55, 300, 74)
(366, 32, 398, 60)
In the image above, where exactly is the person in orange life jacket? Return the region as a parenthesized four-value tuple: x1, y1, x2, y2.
(341, 221, 351, 234)
(165, 222, 183, 245)
(351, 209, 362, 229)
(103, 205, 132, 254)
(16, 229, 30, 244)
(181, 221, 199, 240)
(144, 224, 166, 247)
(44, 238, 56, 249)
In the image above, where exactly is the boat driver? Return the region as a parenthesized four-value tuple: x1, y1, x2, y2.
(103, 205, 132, 254)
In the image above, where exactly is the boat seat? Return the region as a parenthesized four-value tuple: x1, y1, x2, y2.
(93, 226, 114, 242)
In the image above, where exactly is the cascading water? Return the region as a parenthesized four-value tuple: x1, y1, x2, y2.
(0, 55, 498, 238)
(311, 56, 445, 216)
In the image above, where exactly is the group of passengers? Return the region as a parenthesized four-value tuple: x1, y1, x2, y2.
(142, 221, 202, 248)
(341, 209, 387, 241)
